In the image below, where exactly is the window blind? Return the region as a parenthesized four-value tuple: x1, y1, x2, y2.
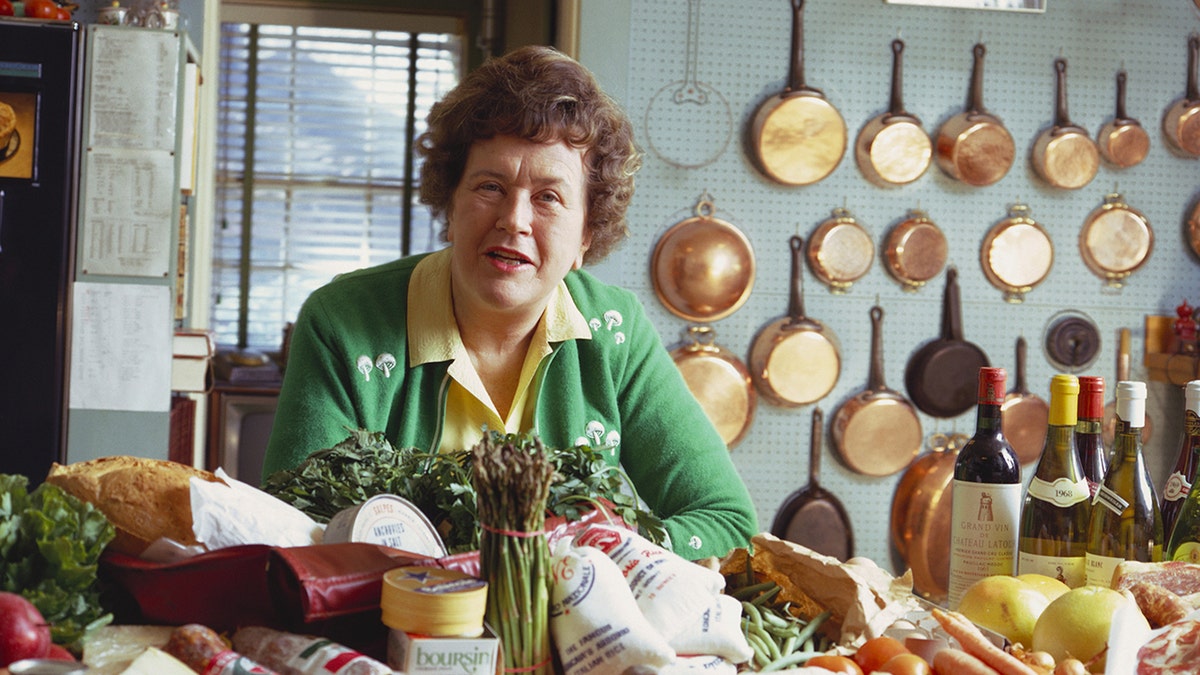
(212, 19, 461, 350)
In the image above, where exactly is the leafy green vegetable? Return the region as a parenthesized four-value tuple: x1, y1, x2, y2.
(0, 474, 115, 648)
(262, 428, 666, 553)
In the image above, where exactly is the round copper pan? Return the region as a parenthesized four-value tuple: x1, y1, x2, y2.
(855, 39, 932, 187)
(980, 203, 1053, 303)
(749, 235, 841, 407)
(830, 305, 922, 477)
(1189, 198, 1200, 261)
(651, 195, 755, 323)
(1078, 193, 1153, 290)
(807, 207, 875, 294)
(1097, 70, 1150, 169)
(934, 43, 1014, 187)
(750, 0, 846, 185)
(670, 325, 756, 449)
(1000, 336, 1049, 467)
(1162, 34, 1200, 158)
(883, 209, 947, 292)
(1031, 58, 1099, 190)
(889, 432, 966, 604)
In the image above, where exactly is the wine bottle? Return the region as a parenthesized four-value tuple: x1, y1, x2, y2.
(1018, 374, 1090, 587)
(1161, 380, 1200, 540)
(950, 366, 1022, 608)
(1085, 381, 1164, 588)
(1076, 376, 1108, 500)
(1166, 406, 1200, 562)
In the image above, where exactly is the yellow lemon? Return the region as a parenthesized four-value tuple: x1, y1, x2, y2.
(1172, 541, 1200, 563)
(957, 575, 1051, 649)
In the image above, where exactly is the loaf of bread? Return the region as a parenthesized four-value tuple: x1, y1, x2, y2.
(45, 456, 225, 556)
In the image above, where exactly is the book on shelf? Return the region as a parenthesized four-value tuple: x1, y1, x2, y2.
(172, 329, 215, 392)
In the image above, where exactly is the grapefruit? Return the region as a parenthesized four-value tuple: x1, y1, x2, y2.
(957, 575, 1052, 648)
(1031, 585, 1145, 671)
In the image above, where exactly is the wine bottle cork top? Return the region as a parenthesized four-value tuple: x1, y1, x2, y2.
(978, 366, 1007, 405)
(1116, 380, 1147, 428)
(1048, 374, 1080, 426)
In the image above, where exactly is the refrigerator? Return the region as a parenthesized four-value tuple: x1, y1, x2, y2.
(0, 18, 85, 483)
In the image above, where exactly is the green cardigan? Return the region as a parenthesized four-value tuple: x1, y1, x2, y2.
(263, 252, 758, 559)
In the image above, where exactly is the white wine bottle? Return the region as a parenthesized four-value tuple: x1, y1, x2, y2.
(1018, 374, 1090, 587)
(1160, 380, 1200, 540)
(1085, 381, 1164, 587)
(950, 366, 1022, 608)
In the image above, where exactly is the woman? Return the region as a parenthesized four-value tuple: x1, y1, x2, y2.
(263, 45, 757, 559)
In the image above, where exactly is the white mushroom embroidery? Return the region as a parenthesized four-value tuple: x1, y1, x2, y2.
(603, 309, 623, 330)
(688, 535, 702, 550)
(584, 420, 605, 447)
(375, 353, 396, 378)
(589, 317, 602, 332)
(356, 355, 373, 381)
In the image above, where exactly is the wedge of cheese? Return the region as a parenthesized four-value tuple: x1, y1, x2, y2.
(120, 648, 194, 675)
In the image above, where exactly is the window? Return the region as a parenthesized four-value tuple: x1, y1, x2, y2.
(212, 7, 462, 350)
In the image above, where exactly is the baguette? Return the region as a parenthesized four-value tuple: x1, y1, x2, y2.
(45, 455, 224, 556)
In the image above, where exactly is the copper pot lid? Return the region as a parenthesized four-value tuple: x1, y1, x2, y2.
(980, 203, 1053, 303)
(1079, 193, 1153, 290)
(807, 207, 875, 294)
(884, 209, 947, 292)
(670, 325, 756, 449)
(651, 194, 756, 322)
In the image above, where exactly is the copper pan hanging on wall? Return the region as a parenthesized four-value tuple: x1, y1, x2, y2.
(1078, 192, 1153, 291)
(855, 38, 932, 187)
(883, 209, 947, 292)
(1097, 69, 1150, 169)
(651, 193, 755, 323)
(980, 203, 1054, 303)
(669, 325, 756, 449)
(806, 207, 875, 294)
(1162, 34, 1200, 159)
(1031, 57, 1099, 190)
(934, 43, 1014, 187)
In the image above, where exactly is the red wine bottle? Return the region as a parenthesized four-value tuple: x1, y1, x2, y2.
(949, 366, 1022, 608)
(1162, 380, 1200, 539)
(1076, 376, 1108, 499)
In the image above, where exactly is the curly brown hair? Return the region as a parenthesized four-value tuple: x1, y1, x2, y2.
(417, 45, 641, 265)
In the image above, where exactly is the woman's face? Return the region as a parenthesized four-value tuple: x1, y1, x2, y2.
(447, 135, 590, 322)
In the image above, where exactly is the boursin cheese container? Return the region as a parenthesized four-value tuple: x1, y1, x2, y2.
(381, 566, 499, 675)
(324, 494, 448, 557)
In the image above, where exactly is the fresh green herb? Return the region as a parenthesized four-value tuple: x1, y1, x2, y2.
(262, 428, 667, 553)
(0, 474, 115, 649)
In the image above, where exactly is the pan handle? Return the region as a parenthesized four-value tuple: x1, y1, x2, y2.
(1052, 58, 1075, 128)
(966, 43, 988, 115)
(868, 306, 887, 391)
(888, 39, 909, 116)
(809, 406, 823, 485)
(786, 0, 817, 94)
(1114, 70, 1132, 124)
(1187, 34, 1199, 102)
(941, 266, 965, 342)
(786, 235, 812, 325)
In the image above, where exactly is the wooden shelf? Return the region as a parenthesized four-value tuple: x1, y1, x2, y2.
(1145, 314, 1200, 385)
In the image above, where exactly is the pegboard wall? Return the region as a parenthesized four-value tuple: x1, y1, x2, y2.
(579, 0, 1200, 569)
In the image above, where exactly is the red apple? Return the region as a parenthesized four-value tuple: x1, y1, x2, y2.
(45, 643, 76, 661)
(0, 0, 15, 16)
(0, 591, 51, 667)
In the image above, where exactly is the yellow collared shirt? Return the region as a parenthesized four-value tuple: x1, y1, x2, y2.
(406, 249, 592, 452)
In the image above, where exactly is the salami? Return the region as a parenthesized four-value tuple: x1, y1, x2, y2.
(231, 626, 391, 675)
(164, 624, 279, 675)
(1127, 582, 1191, 628)
(1113, 561, 1200, 595)
(1136, 619, 1200, 675)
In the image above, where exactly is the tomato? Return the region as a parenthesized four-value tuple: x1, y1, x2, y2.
(54, 5, 70, 19)
(806, 655, 864, 675)
(23, 0, 57, 18)
(853, 636, 910, 673)
(0, 0, 15, 17)
(877, 653, 933, 675)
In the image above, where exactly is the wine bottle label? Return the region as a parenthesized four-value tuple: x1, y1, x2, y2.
(1092, 484, 1131, 516)
(949, 480, 1021, 608)
(1164, 471, 1191, 502)
(1026, 476, 1090, 508)
(1017, 551, 1085, 588)
(1186, 409, 1200, 436)
(1085, 552, 1124, 587)
(1172, 541, 1200, 564)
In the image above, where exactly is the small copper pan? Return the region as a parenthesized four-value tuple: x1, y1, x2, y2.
(1162, 34, 1200, 159)
(807, 207, 875, 294)
(1097, 70, 1150, 169)
(980, 203, 1053, 303)
(883, 209, 948, 292)
(855, 39, 932, 187)
(670, 325, 756, 449)
(830, 305, 922, 477)
(1078, 193, 1153, 290)
(934, 43, 1014, 187)
(1000, 336, 1049, 467)
(1031, 57, 1099, 190)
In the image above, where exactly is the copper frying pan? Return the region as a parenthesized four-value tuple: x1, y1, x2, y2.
(670, 325, 756, 449)
(750, 0, 846, 185)
(1000, 336, 1049, 467)
(889, 432, 966, 604)
(1097, 70, 1150, 169)
(749, 235, 841, 407)
(1031, 57, 1099, 190)
(770, 407, 854, 562)
(935, 43, 1014, 187)
(831, 305, 922, 477)
(855, 38, 931, 187)
(1162, 34, 1200, 158)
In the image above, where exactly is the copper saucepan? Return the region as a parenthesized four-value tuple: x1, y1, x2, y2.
(935, 43, 1014, 187)
(1000, 336, 1049, 467)
(670, 325, 756, 449)
(1078, 192, 1153, 291)
(1162, 34, 1200, 158)
(830, 305, 922, 477)
(883, 209, 947, 292)
(980, 203, 1054, 303)
(806, 207, 875, 295)
(1032, 57, 1099, 190)
(750, 0, 846, 185)
(651, 194, 755, 323)
(1097, 70, 1150, 169)
(855, 38, 931, 187)
(749, 235, 841, 407)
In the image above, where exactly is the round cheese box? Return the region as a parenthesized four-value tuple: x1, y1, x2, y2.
(381, 566, 488, 637)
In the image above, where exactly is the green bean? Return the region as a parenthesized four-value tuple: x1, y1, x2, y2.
(740, 600, 765, 628)
(756, 606, 794, 630)
(749, 583, 782, 606)
(730, 580, 778, 600)
(780, 634, 798, 656)
(792, 609, 831, 650)
(758, 650, 825, 672)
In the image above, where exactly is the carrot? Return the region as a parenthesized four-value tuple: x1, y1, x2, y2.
(933, 648, 998, 675)
(930, 607, 1038, 675)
